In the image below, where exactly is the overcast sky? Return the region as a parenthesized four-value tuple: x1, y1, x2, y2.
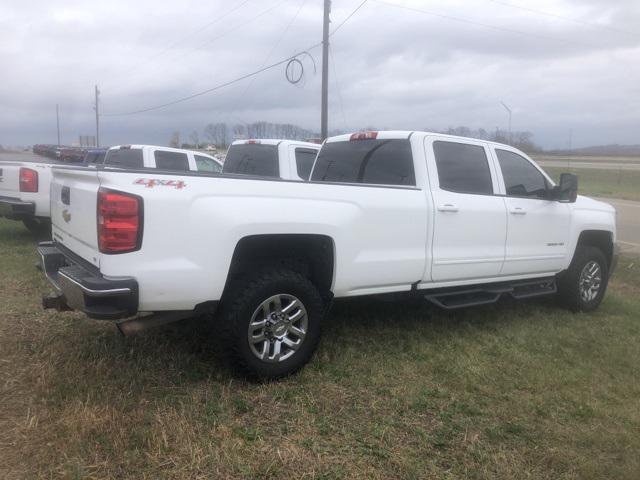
(1, 0, 639, 149)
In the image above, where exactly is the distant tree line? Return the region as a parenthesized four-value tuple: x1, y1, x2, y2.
(169, 122, 540, 152)
(435, 126, 540, 153)
(170, 122, 322, 149)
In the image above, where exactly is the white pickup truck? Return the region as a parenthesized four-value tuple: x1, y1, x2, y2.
(0, 146, 221, 235)
(38, 131, 618, 378)
(223, 139, 320, 180)
(0, 152, 65, 234)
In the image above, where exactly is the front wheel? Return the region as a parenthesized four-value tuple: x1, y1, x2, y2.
(557, 246, 609, 312)
(218, 268, 324, 378)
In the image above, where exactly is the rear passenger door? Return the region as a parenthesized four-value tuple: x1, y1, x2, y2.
(491, 147, 571, 275)
(424, 137, 507, 282)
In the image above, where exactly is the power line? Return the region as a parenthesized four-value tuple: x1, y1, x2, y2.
(102, 0, 253, 89)
(374, 0, 595, 48)
(103, 0, 370, 117)
(102, 44, 322, 116)
(486, 0, 636, 37)
(239, 0, 309, 99)
(104, 0, 288, 94)
(226, 0, 309, 126)
(331, 0, 369, 35)
(131, 1, 254, 72)
(329, 46, 349, 131)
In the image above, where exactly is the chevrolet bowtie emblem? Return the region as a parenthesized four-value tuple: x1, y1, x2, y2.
(62, 209, 71, 223)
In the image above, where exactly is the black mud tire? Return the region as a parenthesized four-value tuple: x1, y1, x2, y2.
(557, 246, 609, 312)
(217, 268, 324, 379)
(22, 217, 51, 238)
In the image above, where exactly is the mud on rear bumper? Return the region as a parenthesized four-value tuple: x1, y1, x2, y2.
(37, 242, 138, 320)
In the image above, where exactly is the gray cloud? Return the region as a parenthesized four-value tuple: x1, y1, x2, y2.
(1, 0, 639, 149)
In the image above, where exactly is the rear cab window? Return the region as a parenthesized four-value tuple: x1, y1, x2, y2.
(104, 148, 143, 169)
(223, 144, 279, 177)
(311, 137, 415, 186)
(153, 150, 190, 171)
(432, 141, 493, 195)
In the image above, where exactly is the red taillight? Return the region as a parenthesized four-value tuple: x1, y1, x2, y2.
(350, 131, 378, 141)
(19, 168, 38, 192)
(246, 139, 261, 144)
(98, 189, 142, 254)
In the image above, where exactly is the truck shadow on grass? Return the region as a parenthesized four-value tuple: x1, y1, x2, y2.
(40, 293, 567, 405)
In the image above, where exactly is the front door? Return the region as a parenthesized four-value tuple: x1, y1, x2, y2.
(491, 147, 571, 275)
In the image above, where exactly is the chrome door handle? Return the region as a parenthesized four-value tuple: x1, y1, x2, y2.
(509, 207, 527, 215)
(438, 203, 459, 213)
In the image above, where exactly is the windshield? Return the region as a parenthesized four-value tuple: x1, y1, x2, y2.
(223, 144, 279, 177)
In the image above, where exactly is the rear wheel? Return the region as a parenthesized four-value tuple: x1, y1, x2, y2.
(557, 246, 609, 312)
(218, 268, 324, 378)
(22, 218, 51, 238)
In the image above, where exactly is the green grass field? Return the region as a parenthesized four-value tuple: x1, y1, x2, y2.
(1, 217, 640, 479)
(543, 166, 640, 202)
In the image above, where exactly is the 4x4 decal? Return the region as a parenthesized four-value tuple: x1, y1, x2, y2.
(134, 178, 187, 189)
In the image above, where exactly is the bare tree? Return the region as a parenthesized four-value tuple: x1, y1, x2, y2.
(189, 130, 200, 149)
(169, 131, 180, 148)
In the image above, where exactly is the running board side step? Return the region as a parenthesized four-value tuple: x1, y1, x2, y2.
(424, 278, 557, 310)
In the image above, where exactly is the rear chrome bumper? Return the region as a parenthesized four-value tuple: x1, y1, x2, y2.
(37, 242, 138, 320)
(0, 196, 35, 218)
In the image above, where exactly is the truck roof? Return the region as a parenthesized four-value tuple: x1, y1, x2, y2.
(325, 130, 521, 150)
(230, 139, 321, 149)
(108, 145, 219, 159)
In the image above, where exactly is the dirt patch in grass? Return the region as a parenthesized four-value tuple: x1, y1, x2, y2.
(1, 218, 639, 479)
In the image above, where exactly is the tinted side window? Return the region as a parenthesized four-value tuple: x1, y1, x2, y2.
(496, 149, 549, 198)
(154, 151, 189, 171)
(104, 149, 144, 169)
(86, 152, 105, 164)
(295, 148, 317, 180)
(195, 155, 221, 173)
(433, 141, 493, 195)
(311, 139, 415, 186)
(223, 144, 279, 177)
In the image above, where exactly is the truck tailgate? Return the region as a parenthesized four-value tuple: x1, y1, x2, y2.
(50, 168, 102, 267)
(0, 162, 22, 198)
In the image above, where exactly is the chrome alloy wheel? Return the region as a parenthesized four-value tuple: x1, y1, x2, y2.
(247, 294, 308, 363)
(579, 261, 602, 303)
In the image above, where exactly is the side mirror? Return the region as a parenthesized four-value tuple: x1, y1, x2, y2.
(553, 173, 578, 203)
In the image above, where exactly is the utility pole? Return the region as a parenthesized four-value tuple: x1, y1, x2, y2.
(94, 85, 100, 147)
(321, 0, 331, 141)
(568, 128, 572, 169)
(56, 104, 60, 146)
(500, 101, 512, 144)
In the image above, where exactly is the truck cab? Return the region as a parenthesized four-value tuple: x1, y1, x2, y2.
(223, 139, 320, 180)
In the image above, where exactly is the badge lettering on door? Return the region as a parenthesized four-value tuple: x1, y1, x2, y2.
(134, 178, 187, 189)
